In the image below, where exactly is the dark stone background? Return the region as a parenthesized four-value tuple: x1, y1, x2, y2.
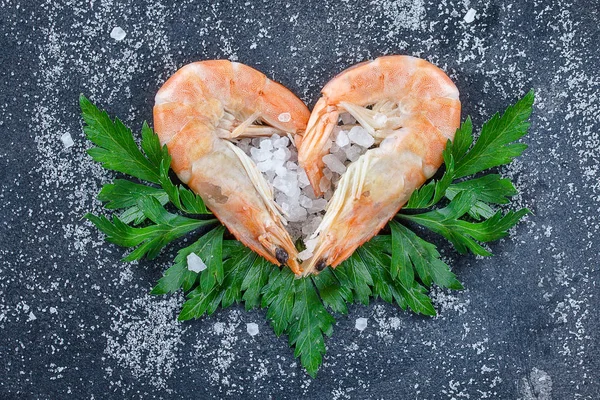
(0, 0, 598, 398)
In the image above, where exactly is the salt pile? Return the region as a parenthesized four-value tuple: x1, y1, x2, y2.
(237, 113, 372, 259)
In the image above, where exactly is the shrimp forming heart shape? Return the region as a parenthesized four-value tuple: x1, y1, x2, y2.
(153, 60, 310, 274)
(154, 56, 460, 277)
(297, 55, 461, 276)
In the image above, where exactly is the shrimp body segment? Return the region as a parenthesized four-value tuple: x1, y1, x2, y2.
(298, 55, 461, 275)
(154, 60, 310, 274)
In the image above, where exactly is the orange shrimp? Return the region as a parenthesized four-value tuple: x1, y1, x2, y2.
(154, 60, 310, 274)
(298, 55, 461, 275)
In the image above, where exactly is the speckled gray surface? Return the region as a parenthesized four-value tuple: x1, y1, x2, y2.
(1, 0, 598, 398)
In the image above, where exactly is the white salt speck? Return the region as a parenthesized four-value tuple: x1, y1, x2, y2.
(278, 112, 291, 122)
(28, 311, 37, 321)
(355, 317, 368, 331)
(348, 126, 375, 148)
(340, 113, 356, 125)
(187, 252, 207, 273)
(345, 145, 364, 162)
(464, 8, 476, 23)
(110, 26, 127, 41)
(247, 322, 259, 337)
(60, 132, 74, 148)
(335, 129, 350, 147)
(322, 154, 347, 174)
(298, 249, 313, 261)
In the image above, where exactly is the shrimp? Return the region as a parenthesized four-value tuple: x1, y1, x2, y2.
(153, 60, 310, 274)
(298, 55, 461, 275)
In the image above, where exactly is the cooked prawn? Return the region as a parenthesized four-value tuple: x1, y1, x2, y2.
(154, 60, 310, 274)
(298, 55, 461, 275)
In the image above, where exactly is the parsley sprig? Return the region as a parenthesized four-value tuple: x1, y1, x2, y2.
(81, 90, 533, 378)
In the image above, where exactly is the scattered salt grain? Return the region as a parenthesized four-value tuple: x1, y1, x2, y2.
(28, 311, 37, 322)
(322, 154, 347, 174)
(60, 132, 74, 148)
(187, 252, 207, 273)
(335, 129, 350, 147)
(110, 26, 127, 41)
(247, 322, 259, 337)
(464, 8, 476, 23)
(348, 126, 375, 148)
(355, 317, 368, 331)
(278, 112, 291, 122)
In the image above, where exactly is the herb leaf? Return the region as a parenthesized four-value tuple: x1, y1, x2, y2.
(98, 179, 169, 225)
(400, 192, 529, 256)
(452, 90, 534, 178)
(80, 95, 162, 184)
(287, 278, 334, 378)
(85, 196, 217, 261)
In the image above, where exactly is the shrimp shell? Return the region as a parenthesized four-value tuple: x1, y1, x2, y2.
(298, 55, 461, 275)
(154, 60, 310, 274)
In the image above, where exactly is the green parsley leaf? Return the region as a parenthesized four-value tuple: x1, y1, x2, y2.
(452, 90, 534, 178)
(287, 278, 335, 378)
(390, 221, 463, 290)
(400, 192, 530, 256)
(262, 268, 296, 336)
(312, 268, 353, 314)
(151, 226, 224, 295)
(85, 196, 217, 261)
(241, 256, 272, 310)
(446, 174, 518, 220)
(97, 179, 169, 225)
(80, 95, 162, 184)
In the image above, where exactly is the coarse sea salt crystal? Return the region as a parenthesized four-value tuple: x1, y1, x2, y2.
(310, 198, 328, 212)
(304, 237, 318, 252)
(250, 147, 271, 162)
(340, 113, 356, 125)
(345, 145, 364, 162)
(298, 249, 313, 260)
(348, 126, 375, 148)
(464, 8, 476, 23)
(187, 252, 207, 273)
(322, 154, 347, 174)
(274, 136, 290, 148)
(336, 129, 350, 147)
(247, 322, 259, 336)
(355, 317, 368, 331)
(278, 112, 291, 122)
(60, 132, 74, 148)
(110, 26, 127, 41)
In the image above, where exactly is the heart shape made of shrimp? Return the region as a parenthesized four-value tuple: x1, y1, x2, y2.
(153, 56, 461, 276)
